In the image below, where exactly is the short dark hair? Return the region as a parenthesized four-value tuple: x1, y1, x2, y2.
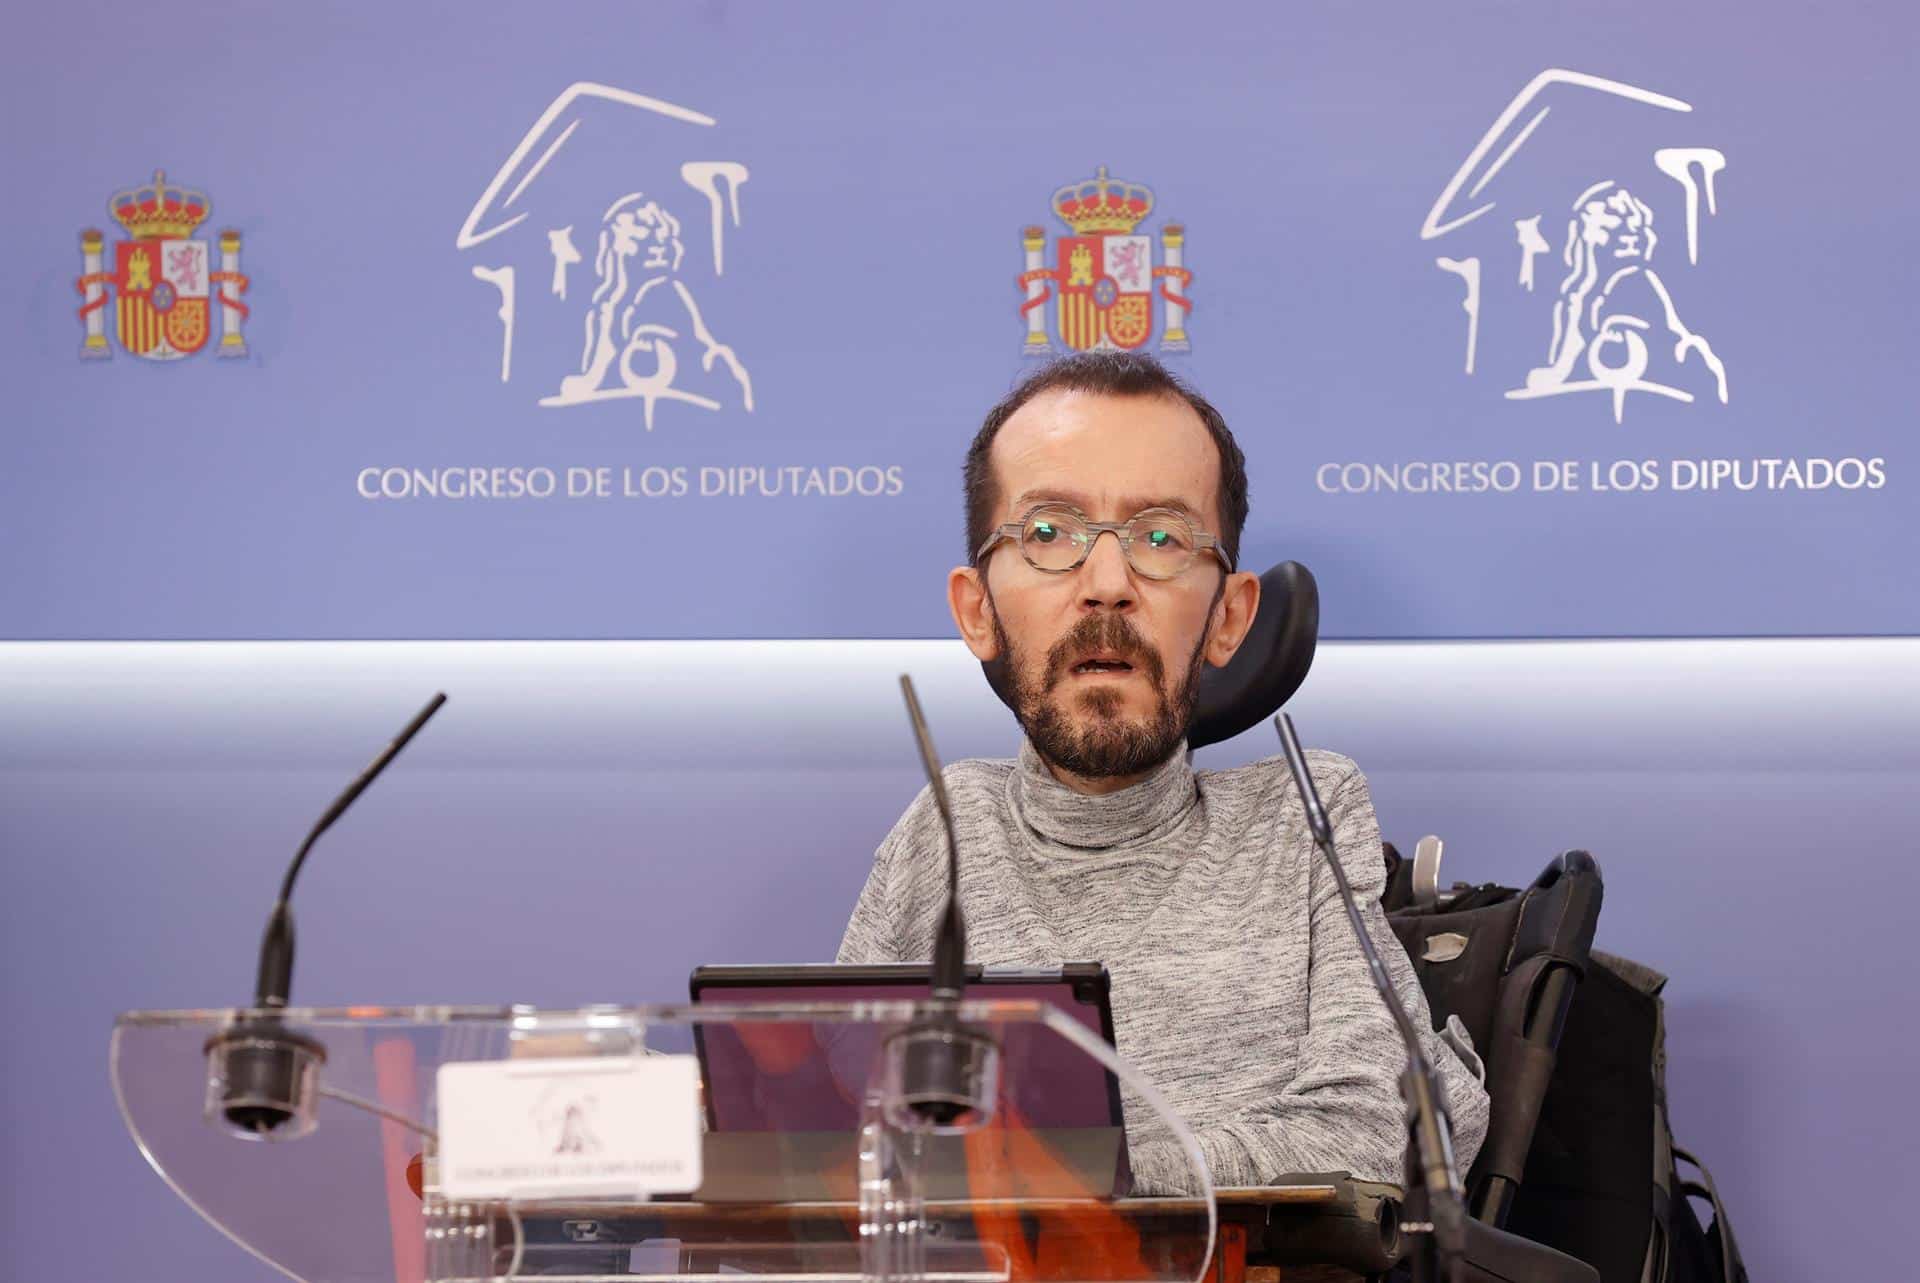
(963, 352, 1250, 571)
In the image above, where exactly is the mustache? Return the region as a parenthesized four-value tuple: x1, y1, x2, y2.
(1042, 613, 1167, 692)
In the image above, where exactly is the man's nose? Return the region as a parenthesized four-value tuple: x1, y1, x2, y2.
(1077, 529, 1136, 611)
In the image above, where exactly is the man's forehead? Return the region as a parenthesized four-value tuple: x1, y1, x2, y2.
(991, 389, 1219, 518)
(1007, 486, 1204, 520)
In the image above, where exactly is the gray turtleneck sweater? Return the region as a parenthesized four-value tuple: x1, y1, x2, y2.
(837, 741, 1489, 1193)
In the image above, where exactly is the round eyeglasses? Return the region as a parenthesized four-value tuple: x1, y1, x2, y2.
(974, 503, 1233, 580)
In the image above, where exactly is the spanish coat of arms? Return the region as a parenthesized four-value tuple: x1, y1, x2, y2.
(1017, 166, 1193, 354)
(75, 170, 251, 361)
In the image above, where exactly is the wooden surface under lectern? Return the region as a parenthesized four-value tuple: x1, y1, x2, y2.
(1213, 1177, 1403, 1282)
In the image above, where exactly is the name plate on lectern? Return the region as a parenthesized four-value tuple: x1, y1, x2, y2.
(437, 1055, 703, 1200)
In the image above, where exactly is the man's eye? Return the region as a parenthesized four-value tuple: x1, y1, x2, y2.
(1031, 522, 1058, 543)
(1147, 530, 1171, 548)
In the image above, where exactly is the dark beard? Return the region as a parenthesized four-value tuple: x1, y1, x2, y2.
(994, 608, 1208, 780)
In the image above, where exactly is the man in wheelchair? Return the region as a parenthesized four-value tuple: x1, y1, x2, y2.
(838, 351, 1489, 1194)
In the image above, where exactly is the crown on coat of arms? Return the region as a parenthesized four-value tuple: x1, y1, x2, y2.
(1052, 166, 1154, 235)
(110, 170, 210, 241)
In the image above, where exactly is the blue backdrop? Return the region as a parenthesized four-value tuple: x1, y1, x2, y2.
(6, 0, 1912, 639)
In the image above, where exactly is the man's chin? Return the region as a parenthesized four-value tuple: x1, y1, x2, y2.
(1024, 700, 1186, 781)
(1067, 683, 1146, 720)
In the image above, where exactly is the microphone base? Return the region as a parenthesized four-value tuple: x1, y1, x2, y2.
(205, 1019, 326, 1141)
(880, 1020, 1001, 1133)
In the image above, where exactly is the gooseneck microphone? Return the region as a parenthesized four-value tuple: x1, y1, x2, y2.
(1274, 713, 1467, 1279)
(208, 692, 448, 1139)
(1274, 714, 1598, 1283)
(890, 675, 995, 1130)
(899, 675, 966, 1004)
(252, 691, 448, 1009)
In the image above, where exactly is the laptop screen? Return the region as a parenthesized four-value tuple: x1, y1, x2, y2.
(689, 964, 1121, 1133)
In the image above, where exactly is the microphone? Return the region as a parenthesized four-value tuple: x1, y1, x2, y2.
(1273, 713, 1465, 1276)
(251, 692, 448, 1010)
(1274, 714, 1598, 1283)
(207, 692, 448, 1139)
(898, 675, 965, 1004)
(887, 675, 996, 1130)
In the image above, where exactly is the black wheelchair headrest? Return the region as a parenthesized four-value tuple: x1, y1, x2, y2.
(980, 560, 1319, 751)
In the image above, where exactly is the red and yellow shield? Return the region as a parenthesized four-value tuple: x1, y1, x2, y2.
(114, 238, 211, 359)
(1054, 234, 1153, 352)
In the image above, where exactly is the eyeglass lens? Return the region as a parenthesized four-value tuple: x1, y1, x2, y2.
(1019, 506, 1198, 578)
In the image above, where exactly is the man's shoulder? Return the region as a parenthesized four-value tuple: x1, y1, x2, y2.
(888, 755, 1017, 833)
(934, 754, 1018, 809)
(1199, 747, 1384, 890)
(1195, 747, 1365, 801)
(945, 754, 1019, 789)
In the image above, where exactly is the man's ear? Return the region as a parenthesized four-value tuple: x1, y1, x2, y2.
(948, 565, 1001, 661)
(1203, 569, 1261, 669)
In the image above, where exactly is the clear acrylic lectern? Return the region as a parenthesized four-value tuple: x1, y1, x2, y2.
(113, 1000, 1215, 1283)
